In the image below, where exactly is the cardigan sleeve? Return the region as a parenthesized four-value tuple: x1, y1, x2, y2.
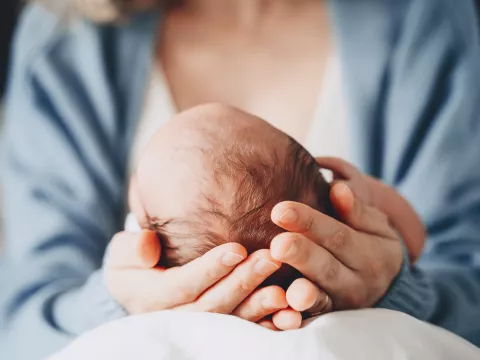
(0, 5, 128, 359)
(374, 0, 480, 345)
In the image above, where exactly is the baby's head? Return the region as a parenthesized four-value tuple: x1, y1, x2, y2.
(133, 104, 333, 287)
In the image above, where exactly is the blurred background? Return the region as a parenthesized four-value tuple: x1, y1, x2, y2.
(0, 0, 22, 254)
(1, 0, 21, 100)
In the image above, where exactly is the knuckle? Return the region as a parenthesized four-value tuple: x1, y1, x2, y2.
(293, 238, 310, 266)
(323, 259, 340, 283)
(304, 215, 315, 232)
(238, 277, 256, 293)
(245, 300, 269, 320)
(260, 288, 283, 312)
(206, 264, 224, 282)
(325, 230, 348, 252)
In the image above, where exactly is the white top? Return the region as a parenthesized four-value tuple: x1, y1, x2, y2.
(129, 54, 350, 175)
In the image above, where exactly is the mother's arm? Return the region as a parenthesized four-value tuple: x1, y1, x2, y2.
(0, 6, 140, 358)
(377, 0, 480, 343)
(273, 0, 480, 344)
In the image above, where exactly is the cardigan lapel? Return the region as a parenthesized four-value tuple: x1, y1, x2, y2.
(328, 0, 395, 177)
(115, 10, 160, 165)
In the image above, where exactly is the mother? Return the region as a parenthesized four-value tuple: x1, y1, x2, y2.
(2, 0, 480, 358)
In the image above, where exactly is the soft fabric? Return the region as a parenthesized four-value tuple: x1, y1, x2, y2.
(49, 309, 480, 360)
(2, 1, 480, 359)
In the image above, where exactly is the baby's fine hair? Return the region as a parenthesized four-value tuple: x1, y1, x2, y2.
(148, 136, 333, 275)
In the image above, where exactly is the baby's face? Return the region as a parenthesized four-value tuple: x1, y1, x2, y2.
(132, 104, 329, 277)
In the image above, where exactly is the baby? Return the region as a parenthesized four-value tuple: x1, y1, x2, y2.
(129, 104, 424, 288)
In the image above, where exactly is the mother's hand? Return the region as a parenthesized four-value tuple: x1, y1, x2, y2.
(105, 231, 292, 329)
(270, 183, 403, 315)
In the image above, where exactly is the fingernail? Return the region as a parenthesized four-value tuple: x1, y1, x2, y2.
(279, 209, 297, 224)
(222, 252, 245, 266)
(254, 258, 280, 275)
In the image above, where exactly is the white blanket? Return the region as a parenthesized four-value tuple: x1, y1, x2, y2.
(49, 309, 480, 360)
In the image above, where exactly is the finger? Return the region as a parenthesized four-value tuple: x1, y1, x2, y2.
(232, 286, 288, 322)
(110, 268, 167, 314)
(314, 157, 360, 180)
(106, 230, 161, 269)
(286, 278, 332, 314)
(165, 243, 248, 306)
(272, 309, 303, 331)
(108, 243, 245, 314)
(270, 232, 357, 296)
(271, 202, 361, 266)
(258, 319, 280, 331)
(331, 183, 396, 239)
(192, 250, 281, 314)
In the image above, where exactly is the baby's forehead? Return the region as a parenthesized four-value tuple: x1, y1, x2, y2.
(136, 104, 292, 221)
(141, 105, 289, 174)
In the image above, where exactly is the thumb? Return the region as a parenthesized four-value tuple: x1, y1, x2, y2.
(330, 183, 395, 238)
(330, 182, 355, 218)
(138, 230, 162, 268)
(106, 230, 161, 269)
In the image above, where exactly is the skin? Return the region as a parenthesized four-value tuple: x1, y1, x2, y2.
(106, 0, 407, 330)
(159, 0, 331, 144)
(134, 104, 292, 229)
(133, 104, 302, 329)
(107, 104, 300, 330)
(154, 0, 333, 325)
(128, 104, 412, 325)
(315, 157, 425, 262)
(271, 183, 403, 313)
(109, 169, 405, 328)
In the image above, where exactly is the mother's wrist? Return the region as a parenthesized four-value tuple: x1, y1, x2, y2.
(374, 240, 410, 305)
(373, 242, 433, 321)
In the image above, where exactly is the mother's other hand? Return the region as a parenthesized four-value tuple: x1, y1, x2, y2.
(104, 231, 291, 329)
(270, 183, 403, 314)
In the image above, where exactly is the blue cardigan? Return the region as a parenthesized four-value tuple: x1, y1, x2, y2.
(2, 0, 480, 358)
